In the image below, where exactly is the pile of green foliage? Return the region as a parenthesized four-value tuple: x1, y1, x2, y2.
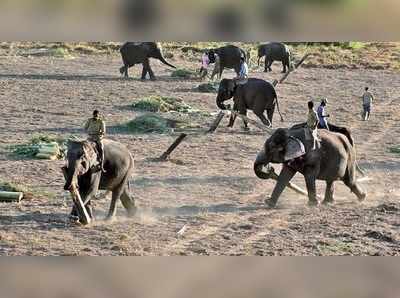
(171, 68, 198, 79)
(126, 114, 181, 134)
(389, 146, 400, 154)
(9, 134, 67, 159)
(197, 82, 220, 93)
(132, 96, 194, 113)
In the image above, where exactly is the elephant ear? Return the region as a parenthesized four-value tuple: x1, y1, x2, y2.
(284, 137, 306, 161)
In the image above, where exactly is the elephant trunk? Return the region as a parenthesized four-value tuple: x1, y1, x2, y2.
(216, 93, 228, 110)
(63, 161, 79, 190)
(254, 150, 272, 179)
(158, 55, 176, 69)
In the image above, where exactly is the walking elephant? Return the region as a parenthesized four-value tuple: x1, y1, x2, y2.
(216, 78, 283, 129)
(209, 45, 248, 80)
(258, 42, 292, 73)
(253, 126, 366, 207)
(119, 42, 176, 80)
(63, 139, 136, 221)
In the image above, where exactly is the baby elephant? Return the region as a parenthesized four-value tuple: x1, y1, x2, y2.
(258, 42, 292, 73)
(216, 78, 283, 129)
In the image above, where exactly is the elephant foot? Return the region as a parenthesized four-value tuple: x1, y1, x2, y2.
(265, 198, 277, 208)
(126, 207, 137, 218)
(242, 126, 250, 132)
(307, 199, 319, 207)
(322, 198, 334, 205)
(358, 192, 367, 202)
(105, 215, 116, 223)
(150, 77, 156, 81)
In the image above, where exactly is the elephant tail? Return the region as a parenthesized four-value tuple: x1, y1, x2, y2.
(274, 92, 284, 122)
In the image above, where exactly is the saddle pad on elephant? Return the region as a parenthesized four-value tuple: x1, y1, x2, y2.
(284, 136, 306, 161)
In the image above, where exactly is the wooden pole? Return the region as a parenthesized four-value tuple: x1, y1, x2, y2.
(207, 111, 225, 133)
(0, 191, 23, 202)
(267, 166, 323, 200)
(158, 133, 187, 161)
(274, 53, 312, 87)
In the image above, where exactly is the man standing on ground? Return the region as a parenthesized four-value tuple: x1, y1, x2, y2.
(362, 87, 374, 121)
(317, 98, 330, 130)
(84, 110, 106, 172)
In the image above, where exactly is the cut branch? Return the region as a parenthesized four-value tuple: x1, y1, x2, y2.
(158, 133, 187, 161)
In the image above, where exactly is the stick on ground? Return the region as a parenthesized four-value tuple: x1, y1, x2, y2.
(158, 133, 187, 161)
(207, 111, 225, 133)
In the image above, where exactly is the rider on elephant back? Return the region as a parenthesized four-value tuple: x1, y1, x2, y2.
(305, 101, 319, 150)
(317, 98, 330, 130)
(84, 110, 106, 172)
(235, 55, 249, 85)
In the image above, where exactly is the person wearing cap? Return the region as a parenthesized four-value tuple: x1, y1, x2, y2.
(84, 110, 106, 172)
(317, 98, 330, 130)
(362, 87, 374, 121)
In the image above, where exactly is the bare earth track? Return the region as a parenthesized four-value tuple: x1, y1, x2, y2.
(0, 52, 399, 255)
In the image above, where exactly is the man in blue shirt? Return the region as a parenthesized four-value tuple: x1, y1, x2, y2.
(317, 98, 330, 130)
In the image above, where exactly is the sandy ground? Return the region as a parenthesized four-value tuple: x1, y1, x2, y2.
(0, 52, 399, 255)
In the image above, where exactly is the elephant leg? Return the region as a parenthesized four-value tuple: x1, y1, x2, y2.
(267, 60, 273, 72)
(141, 63, 148, 80)
(266, 165, 296, 207)
(147, 64, 156, 81)
(344, 178, 366, 202)
(264, 57, 269, 72)
(238, 104, 248, 130)
(228, 103, 238, 127)
(322, 181, 335, 204)
(254, 110, 271, 127)
(266, 105, 275, 127)
(304, 173, 319, 206)
(282, 61, 287, 73)
(106, 190, 121, 220)
(218, 66, 224, 80)
(211, 64, 219, 80)
(120, 188, 137, 217)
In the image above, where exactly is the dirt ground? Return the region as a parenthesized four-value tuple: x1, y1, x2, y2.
(0, 50, 399, 256)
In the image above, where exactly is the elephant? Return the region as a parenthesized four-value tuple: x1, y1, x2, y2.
(258, 42, 292, 73)
(216, 78, 283, 129)
(119, 42, 176, 80)
(253, 126, 366, 207)
(63, 139, 136, 221)
(208, 45, 248, 80)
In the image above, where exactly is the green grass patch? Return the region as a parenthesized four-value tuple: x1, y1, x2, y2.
(389, 146, 400, 154)
(197, 82, 220, 93)
(171, 68, 198, 79)
(132, 95, 194, 113)
(126, 114, 179, 134)
(9, 134, 68, 159)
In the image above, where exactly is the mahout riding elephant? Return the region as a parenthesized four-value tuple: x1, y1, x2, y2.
(208, 45, 248, 80)
(63, 139, 136, 221)
(254, 125, 366, 207)
(216, 78, 283, 129)
(119, 42, 176, 80)
(258, 42, 292, 73)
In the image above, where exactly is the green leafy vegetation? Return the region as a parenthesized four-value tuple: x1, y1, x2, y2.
(171, 68, 198, 79)
(197, 82, 220, 93)
(126, 114, 178, 134)
(132, 96, 195, 113)
(9, 134, 68, 159)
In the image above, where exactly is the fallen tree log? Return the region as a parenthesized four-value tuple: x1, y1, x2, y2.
(272, 53, 313, 87)
(0, 191, 23, 202)
(158, 133, 187, 161)
(265, 165, 323, 200)
(207, 111, 225, 133)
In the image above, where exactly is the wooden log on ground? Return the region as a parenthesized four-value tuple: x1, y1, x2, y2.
(158, 133, 187, 161)
(267, 166, 323, 200)
(207, 111, 225, 133)
(273, 53, 312, 87)
(0, 191, 23, 202)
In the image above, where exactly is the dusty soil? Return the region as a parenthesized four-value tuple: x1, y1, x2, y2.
(0, 50, 399, 256)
